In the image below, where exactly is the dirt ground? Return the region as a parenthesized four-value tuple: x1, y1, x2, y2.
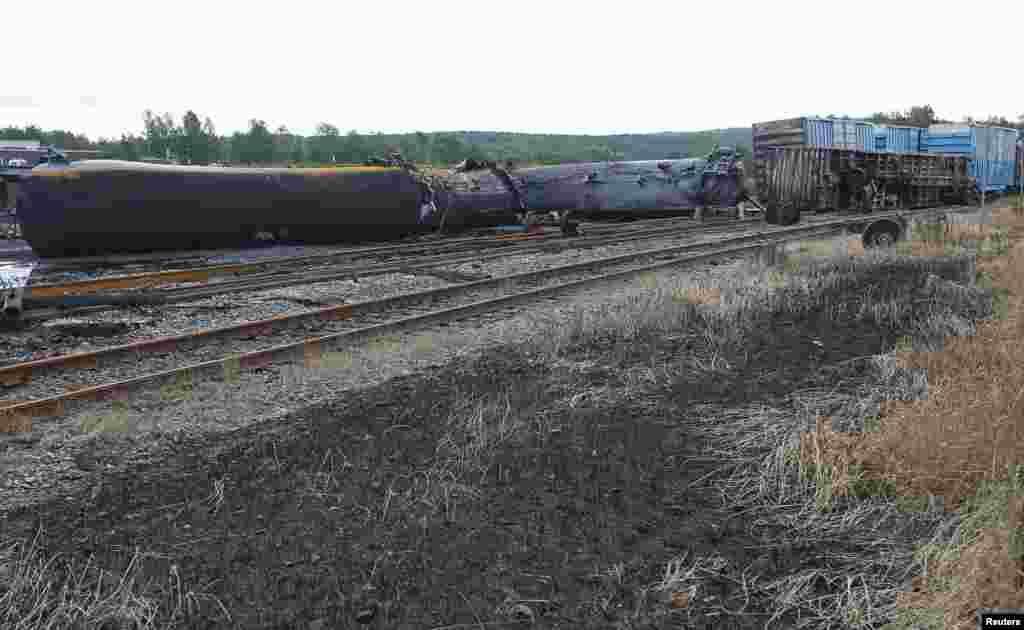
(2, 268, 970, 630)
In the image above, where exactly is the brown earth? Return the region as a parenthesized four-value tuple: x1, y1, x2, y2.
(0, 258, 986, 629)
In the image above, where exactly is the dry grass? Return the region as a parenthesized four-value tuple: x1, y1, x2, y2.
(4, 212, 1014, 628)
(521, 218, 1006, 628)
(0, 528, 229, 630)
(790, 206, 1024, 629)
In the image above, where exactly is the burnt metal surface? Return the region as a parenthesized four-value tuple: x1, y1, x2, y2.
(17, 161, 435, 257)
(513, 159, 712, 218)
(436, 165, 524, 229)
(17, 151, 749, 257)
(754, 147, 974, 224)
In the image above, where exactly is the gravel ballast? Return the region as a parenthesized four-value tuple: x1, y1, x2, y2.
(0, 253, 766, 520)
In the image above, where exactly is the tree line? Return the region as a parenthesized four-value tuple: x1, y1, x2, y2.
(866, 104, 1024, 130)
(2, 105, 1018, 167)
(0, 109, 752, 167)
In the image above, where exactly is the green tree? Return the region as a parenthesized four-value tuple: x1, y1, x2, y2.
(202, 117, 223, 163)
(272, 125, 305, 163)
(340, 130, 367, 163)
(176, 110, 213, 164)
(237, 119, 274, 164)
(869, 104, 946, 127)
(432, 132, 465, 165)
(143, 110, 179, 160)
(0, 125, 44, 142)
(906, 105, 938, 127)
(114, 134, 142, 160)
(227, 131, 246, 163)
(981, 115, 1021, 130)
(310, 122, 340, 163)
(412, 131, 432, 163)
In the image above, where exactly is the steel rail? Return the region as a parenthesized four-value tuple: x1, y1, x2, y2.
(24, 214, 733, 295)
(2, 204, 971, 433)
(2, 218, 786, 386)
(0, 208, 933, 433)
(25, 213, 711, 281)
(19, 217, 759, 320)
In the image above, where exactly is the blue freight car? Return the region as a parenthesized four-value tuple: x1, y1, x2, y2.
(874, 125, 927, 154)
(1013, 133, 1023, 193)
(752, 117, 876, 159)
(925, 124, 1018, 194)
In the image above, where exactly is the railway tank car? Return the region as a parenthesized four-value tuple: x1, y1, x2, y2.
(16, 160, 442, 257)
(512, 156, 739, 220)
(16, 150, 745, 258)
(433, 155, 742, 229)
(428, 160, 524, 230)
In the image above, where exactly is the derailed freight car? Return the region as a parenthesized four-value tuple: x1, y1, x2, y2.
(415, 155, 741, 229)
(427, 160, 525, 230)
(924, 124, 1018, 194)
(1015, 135, 1023, 192)
(754, 146, 975, 227)
(17, 152, 745, 257)
(17, 160, 443, 257)
(514, 153, 741, 220)
(752, 117, 876, 157)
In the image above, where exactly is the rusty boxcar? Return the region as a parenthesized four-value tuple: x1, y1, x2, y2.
(754, 147, 975, 226)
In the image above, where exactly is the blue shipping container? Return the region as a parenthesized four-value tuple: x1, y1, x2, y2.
(926, 124, 1018, 193)
(752, 117, 876, 158)
(804, 118, 874, 151)
(1014, 136, 1023, 191)
(874, 125, 926, 154)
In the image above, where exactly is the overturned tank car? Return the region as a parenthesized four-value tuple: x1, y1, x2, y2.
(17, 160, 443, 257)
(429, 160, 525, 230)
(514, 151, 742, 220)
(16, 149, 748, 257)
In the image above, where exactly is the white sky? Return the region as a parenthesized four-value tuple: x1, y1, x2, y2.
(4, 0, 1021, 139)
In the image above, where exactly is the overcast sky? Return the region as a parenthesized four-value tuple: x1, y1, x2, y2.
(5, 0, 1021, 139)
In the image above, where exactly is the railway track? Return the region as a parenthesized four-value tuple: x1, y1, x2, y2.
(23, 214, 709, 282)
(17, 216, 761, 321)
(0, 207, 956, 434)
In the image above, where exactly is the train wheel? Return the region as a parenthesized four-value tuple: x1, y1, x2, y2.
(864, 223, 900, 248)
(870, 231, 896, 247)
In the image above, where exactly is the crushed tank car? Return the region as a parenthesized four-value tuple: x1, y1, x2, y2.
(17, 160, 441, 257)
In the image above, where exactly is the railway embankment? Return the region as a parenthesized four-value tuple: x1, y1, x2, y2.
(0, 208, 1018, 629)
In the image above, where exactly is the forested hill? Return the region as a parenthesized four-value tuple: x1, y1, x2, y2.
(300, 128, 755, 165)
(4, 102, 1020, 166)
(1, 120, 754, 166)
(447, 128, 754, 163)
